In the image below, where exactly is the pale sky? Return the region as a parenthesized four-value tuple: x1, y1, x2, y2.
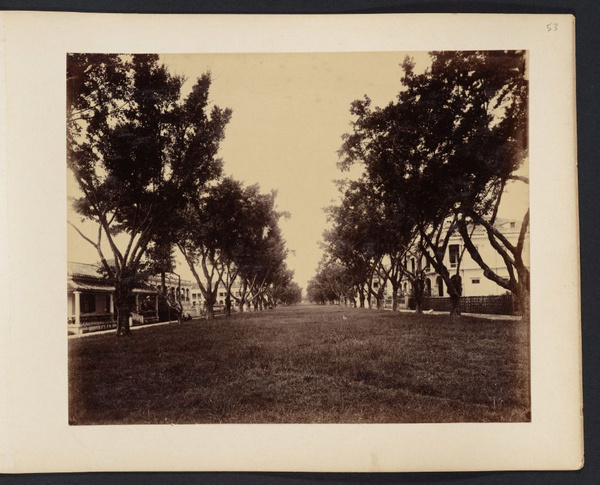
(67, 52, 529, 291)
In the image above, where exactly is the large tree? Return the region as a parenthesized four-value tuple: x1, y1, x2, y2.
(339, 51, 528, 318)
(67, 54, 231, 335)
(176, 178, 291, 318)
(323, 181, 384, 308)
(243, 223, 290, 311)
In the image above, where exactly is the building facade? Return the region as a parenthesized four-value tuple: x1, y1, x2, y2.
(67, 262, 193, 334)
(383, 218, 529, 311)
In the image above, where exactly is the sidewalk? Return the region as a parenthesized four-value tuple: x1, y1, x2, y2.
(394, 308, 521, 321)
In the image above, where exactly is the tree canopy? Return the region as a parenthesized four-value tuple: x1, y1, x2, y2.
(67, 54, 232, 334)
(336, 50, 529, 317)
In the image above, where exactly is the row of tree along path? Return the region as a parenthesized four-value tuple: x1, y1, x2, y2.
(68, 54, 301, 336)
(308, 51, 529, 322)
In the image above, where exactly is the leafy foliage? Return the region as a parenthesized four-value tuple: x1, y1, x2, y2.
(335, 51, 529, 316)
(67, 54, 231, 334)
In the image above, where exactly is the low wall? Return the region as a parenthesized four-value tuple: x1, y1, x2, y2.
(408, 294, 519, 315)
(68, 311, 160, 335)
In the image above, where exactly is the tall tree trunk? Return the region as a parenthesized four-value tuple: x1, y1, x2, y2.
(114, 281, 132, 336)
(391, 282, 399, 311)
(359, 289, 365, 308)
(238, 281, 247, 312)
(205, 304, 215, 320)
(449, 295, 460, 316)
(115, 305, 131, 336)
(516, 261, 530, 323)
(205, 293, 216, 320)
(376, 289, 384, 309)
(225, 293, 232, 317)
(161, 271, 166, 298)
(514, 262, 530, 325)
(518, 287, 530, 323)
(448, 274, 462, 317)
(413, 279, 425, 314)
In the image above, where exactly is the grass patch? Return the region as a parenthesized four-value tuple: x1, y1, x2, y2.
(69, 305, 530, 424)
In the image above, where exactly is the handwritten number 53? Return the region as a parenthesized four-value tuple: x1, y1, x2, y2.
(547, 23, 558, 32)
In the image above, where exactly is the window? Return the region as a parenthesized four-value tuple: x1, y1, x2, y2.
(472, 278, 480, 284)
(373, 281, 379, 289)
(411, 258, 415, 273)
(510, 221, 516, 228)
(425, 278, 432, 297)
(449, 244, 460, 267)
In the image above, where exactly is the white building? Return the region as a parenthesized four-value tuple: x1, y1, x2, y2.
(389, 218, 529, 311)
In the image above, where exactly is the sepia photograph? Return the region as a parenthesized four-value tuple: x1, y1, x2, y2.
(1, 11, 582, 473)
(67, 50, 531, 425)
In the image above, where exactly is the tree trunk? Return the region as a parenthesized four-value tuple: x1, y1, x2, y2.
(205, 303, 215, 320)
(515, 262, 530, 323)
(415, 299, 423, 314)
(391, 283, 399, 311)
(449, 293, 461, 317)
(225, 293, 232, 317)
(204, 293, 216, 320)
(161, 272, 166, 298)
(519, 289, 530, 322)
(114, 283, 132, 336)
(413, 278, 424, 314)
(115, 304, 131, 336)
(448, 274, 462, 318)
(374, 286, 382, 309)
(359, 290, 365, 308)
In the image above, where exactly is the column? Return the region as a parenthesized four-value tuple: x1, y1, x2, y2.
(135, 294, 140, 313)
(155, 294, 159, 317)
(109, 294, 114, 322)
(74, 291, 81, 326)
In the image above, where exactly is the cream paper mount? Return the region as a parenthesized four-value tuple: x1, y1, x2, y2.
(0, 12, 581, 472)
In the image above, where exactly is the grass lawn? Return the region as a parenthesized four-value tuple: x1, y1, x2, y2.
(69, 305, 530, 424)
